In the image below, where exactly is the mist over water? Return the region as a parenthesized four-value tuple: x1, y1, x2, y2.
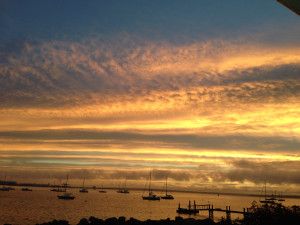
(1, 187, 299, 225)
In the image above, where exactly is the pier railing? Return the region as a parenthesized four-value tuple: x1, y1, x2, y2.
(178, 201, 250, 221)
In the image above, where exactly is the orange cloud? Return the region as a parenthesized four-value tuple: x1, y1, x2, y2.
(1, 36, 300, 192)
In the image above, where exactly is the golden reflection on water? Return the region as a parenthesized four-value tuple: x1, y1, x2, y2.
(0, 187, 300, 225)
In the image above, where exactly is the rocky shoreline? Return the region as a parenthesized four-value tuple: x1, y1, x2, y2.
(34, 216, 232, 225)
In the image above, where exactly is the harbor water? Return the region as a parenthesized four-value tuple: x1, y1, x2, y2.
(0, 187, 299, 225)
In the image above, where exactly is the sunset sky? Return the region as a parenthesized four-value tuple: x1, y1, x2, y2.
(1, 0, 300, 195)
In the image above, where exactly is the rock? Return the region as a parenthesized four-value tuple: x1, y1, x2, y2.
(38, 217, 218, 225)
(89, 216, 103, 225)
(118, 217, 126, 224)
(78, 218, 89, 225)
(105, 217, 118, 225)
(127, 217, 141, 225)
(201, 219, 215, 225)
(175, 217, 183, 222)
(38, 220, 70, 225)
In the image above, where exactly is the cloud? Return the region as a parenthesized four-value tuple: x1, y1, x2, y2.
(0, 39, 32, 63)
(0, 167, 193, 183)
(0, 36, 299, 144)
(0, 129, 299, 152)
(0, 35, 299, 193)
(0, 36, 299, 110)
(152, 169, 192, 181)
(210, 159, 300, 185)
(2, 150, 300, 192)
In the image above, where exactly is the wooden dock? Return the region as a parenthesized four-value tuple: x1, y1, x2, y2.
(177, 201, 250, 220)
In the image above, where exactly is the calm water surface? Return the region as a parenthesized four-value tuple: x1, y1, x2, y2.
(0, 187, 299, 225)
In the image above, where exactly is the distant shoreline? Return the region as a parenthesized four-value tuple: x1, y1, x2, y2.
(2, 183, 300, 199)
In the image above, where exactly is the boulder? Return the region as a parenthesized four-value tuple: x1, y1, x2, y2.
(78, 218, 89, 225)
(105, 217, 118, 225)
(89, 216, 103, 225)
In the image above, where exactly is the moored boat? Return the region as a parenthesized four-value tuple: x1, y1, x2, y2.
(161, 194, 174, 199)
(79, 178, 88, 193)
(51, 188, 65, 192)
(0, 187, 10, 191)
(260, 181, 276, 204)
(99, 184, 107, 193)
(278, 193, 285, 202)
(142, 171, 160, 200)
(58, 175, 75, 200)
(117, 189, 129, 193)
(58, 192, 75, 199)
(160, 176, 174, 200)
(22, 187, 32, 191)
(117, 179, 130, 193)
(142, 192, 160, 200)
(0, 173, 10, 191)
(50, 179, 65, 192)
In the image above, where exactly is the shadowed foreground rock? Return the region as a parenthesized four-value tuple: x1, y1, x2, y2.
(36, 216, 224, 225)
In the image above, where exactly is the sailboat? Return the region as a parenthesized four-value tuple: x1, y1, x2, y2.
(161, 176, 174, 199)
(0, 174, 10, 191)
(57, 175, 75, 200)
(22, 187, 32, 191)
(79, 178, 88, 193)
(266, 193, 277, 201)
(8, 177, 15, 190)
(99, 184, 107, 193)
(142, 171, 160, 200)
(51, 179, 65, 192)
(117, 179, 129, 193)
(260, 180, 276, 204)
(0, 186, 10, 191)
(278, 193, 285, 202)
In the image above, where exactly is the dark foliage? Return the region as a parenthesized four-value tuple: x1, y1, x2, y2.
(242, 201, 300, 225)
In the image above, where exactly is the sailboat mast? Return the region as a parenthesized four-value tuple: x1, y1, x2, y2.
(265, 180, 267, 199)
(3, 174, 5, 188)
(166, 176, 168, 195)
(65, 175, 69, 192)
(149, 171, 151, 194)
(124, 179, 127, 190)
(3, 174, 6, 189)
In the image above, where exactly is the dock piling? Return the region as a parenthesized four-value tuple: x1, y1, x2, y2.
(209, 204, 214, 220)
(177, 200, 248, 220)
(226, 206, 231, 221)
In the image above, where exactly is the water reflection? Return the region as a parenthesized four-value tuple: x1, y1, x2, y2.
(0, 187, 299, 225)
